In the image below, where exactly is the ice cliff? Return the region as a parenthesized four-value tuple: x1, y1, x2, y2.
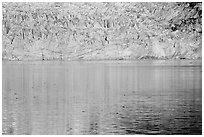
(2, 2, 202, 60)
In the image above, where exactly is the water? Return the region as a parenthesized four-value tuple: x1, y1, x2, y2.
(2, 60, 202, 135)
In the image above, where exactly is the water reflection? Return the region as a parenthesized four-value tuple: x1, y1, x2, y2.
(2, 60, 202, 135)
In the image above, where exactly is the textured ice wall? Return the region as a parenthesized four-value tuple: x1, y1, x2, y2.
(2, 2, 202, 60)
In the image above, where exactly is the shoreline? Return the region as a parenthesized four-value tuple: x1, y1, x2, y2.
(2, 58, 202, 61)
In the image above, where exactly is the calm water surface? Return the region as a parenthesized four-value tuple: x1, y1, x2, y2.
(2, 60, 202, 135)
